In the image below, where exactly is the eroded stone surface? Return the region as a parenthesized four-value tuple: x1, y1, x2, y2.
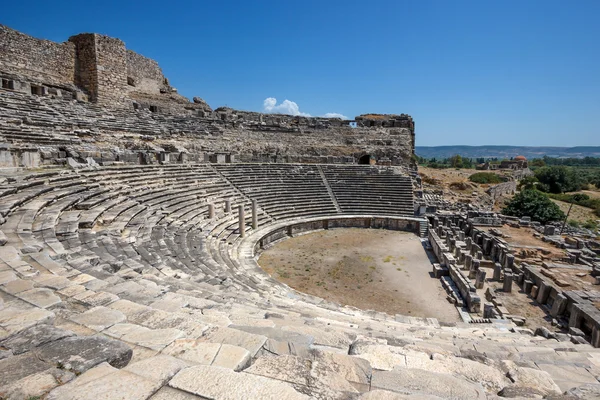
(47, 370, 160, 400)
(70, 306, 126, 331)
(0, 323, 74, 354)
(169, 365, 310, 400)
(35, 335, 133, 373)
(371, 368, 487, 400)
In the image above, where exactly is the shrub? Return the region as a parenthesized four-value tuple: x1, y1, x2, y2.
(583, 219, 598, 230)
(502, 189, 566, 224)
(469, 172, 503, 184)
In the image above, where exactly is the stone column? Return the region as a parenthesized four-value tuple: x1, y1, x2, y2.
(490, 244, 497, 261)
(569, 305, 582, 329)
(252, 199, 258, 230)
(503, 273, 513, 293)
(208, 203, 215, 219)
(238, 205, 245, 238)
(476, 251, 483, 260)
(225, 199, 231, 213)
(469, 259, 480, 279)
(523, 280, 534, 294)
(475, 269, 486, 289)
(493, 263, 502, 281)
(465, 254, 473, 272)
(550, 293, 567, 317)
(505, 254, 515, 271)
(483, 303, 495, 319)
(536, 281, 551, 305)
(465, 237, 472, 251)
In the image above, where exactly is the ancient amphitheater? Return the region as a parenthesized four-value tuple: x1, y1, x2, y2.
(0, 25, 599, 399)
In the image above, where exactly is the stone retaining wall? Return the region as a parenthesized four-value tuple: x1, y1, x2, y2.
(0, 25, 75, 86)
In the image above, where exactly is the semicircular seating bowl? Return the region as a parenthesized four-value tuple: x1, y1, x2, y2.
(0, 163, 596, 399)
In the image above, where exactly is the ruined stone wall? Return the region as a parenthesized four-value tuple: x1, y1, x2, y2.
(94, 35, 128, 105)
(487, 181, 516, 201)
(126, 50, 166, 94)
(0, 25, 75, 86)
(69, 34, 97, 99)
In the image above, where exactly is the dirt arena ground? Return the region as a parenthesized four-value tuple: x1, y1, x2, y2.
(258, 228, 460, 323)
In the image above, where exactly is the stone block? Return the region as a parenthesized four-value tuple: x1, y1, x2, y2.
(34, 335, 132, 374)
(169, 365, 309, 399)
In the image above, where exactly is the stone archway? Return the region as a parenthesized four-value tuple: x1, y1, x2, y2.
(358, 154, 371, 165)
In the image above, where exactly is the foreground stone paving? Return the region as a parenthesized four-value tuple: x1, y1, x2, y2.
(0, 164, 598, 399)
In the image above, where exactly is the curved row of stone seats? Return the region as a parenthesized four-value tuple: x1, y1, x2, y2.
(215, 164, 339, 220)
(0, 88, 219, 144)
(1, 165, 599, 398)
(322, 164, 415, 216)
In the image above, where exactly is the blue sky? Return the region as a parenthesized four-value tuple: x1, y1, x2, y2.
(2, 1, 599, 146)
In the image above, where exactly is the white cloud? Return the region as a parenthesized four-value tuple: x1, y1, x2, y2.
(323, 112, 349, 120)
(262, 97, 348, 120)
(263, 97, 311, 117)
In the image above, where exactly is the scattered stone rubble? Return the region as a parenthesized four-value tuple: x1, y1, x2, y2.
(428, 211, 600, 350)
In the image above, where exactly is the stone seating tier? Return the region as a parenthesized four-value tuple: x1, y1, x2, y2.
(0, 163, 597, 398)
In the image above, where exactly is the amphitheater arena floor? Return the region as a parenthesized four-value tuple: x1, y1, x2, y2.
(258, 228, 460, 323)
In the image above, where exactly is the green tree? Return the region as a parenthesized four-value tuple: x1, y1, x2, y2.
(449, 154, 463, 168)
(518, 176, 539, 191)
(534, 166, 582, 193)
(530, 158, 545, 168)
(502, 189, 566, 224)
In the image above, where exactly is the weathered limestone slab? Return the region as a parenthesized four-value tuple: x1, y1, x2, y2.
(500, 360, 561, 396)
(350, 343, 408, 370)
(0, 270, 17, 285)
(359, 390, 442, 399)
(149, 386, 202, 400)
(34, 335, 133, 374)
(80, 291, 119, 306)
(0, 306, 55, 337)
(105, 323, 184, 351)
(18, 288, 62, 308)
(162, 339, 221, 364)
(371, 368, 486, 399)
(199, 327, 267, 356)
(0, 367, 74, 400)
(246, 353, 359, 398)
(107, 298, 150, 317)
(124, 354, 188, 385)
(564, 383, 600, 400)
(212, 344, 251, 371)
(169, 365, 310, 399)
(281, 325, 355, 349)
(404, 353, 509, 392)
(1, 278, 34, 294)
(47, 369, 160, 400)
(33, 274, 73, 290)
(313, 349, 372, 388)
(0, 352, 52, 386)
(536, 362, 598, 392)
(70, 306, 126, 331)
(0, 323, 74, 355)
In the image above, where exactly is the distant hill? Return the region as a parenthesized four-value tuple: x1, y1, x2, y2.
(415, 146, 600, 160)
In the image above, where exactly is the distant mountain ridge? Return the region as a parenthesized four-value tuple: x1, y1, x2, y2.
(415, 146, 600, 160)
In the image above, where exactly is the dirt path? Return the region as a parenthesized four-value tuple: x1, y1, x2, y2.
(258, 228, 460, 323)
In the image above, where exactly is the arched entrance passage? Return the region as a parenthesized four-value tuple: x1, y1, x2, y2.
(358, 154, 372, 165)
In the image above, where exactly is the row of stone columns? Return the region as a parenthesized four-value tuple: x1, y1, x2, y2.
(206, 199, 260, 239)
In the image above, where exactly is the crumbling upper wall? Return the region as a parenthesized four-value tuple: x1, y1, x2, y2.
(126, 50, 167, 94)
(68, 33, 128, 105)
(0, 25, 75, 86)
